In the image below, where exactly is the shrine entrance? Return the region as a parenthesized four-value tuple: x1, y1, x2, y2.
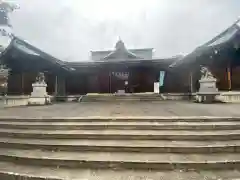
(110, 71, 129, 93)
(93, 66, 163, 94)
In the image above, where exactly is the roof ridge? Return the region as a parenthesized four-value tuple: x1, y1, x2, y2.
(235, 17, 240, 23)
(169, 18, 240, 68)
(235, 18, 240, 28)
(193, 18, 240, 48)
(91, 48, 153, 53)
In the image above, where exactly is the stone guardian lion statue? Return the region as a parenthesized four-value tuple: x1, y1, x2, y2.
(200, 66, 214, 79)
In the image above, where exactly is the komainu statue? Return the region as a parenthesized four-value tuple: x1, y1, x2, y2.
(200, 66, 214, 79)
(36, 72, 45, 84)
(0, 64, 9, 95)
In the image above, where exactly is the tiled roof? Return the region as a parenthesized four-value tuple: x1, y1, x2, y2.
(0, 36, 73, 71)
(170, 19, 240, 68)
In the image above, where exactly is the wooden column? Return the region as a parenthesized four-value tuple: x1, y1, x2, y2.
(189, 71, 193, 93)
(109, 71, 111, 93)
(54, 75, 58, 96)
(227, 66, 232, 91)
(21, 73, 24, 95)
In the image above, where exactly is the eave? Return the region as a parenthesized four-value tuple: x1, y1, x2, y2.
(66, 57, 180, 70)
(0, 36, 73, 72)
(170, 19, 240, 68)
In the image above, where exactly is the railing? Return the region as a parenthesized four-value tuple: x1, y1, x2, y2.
(217, 91, 240, 103)
(3, 95, 29, 107)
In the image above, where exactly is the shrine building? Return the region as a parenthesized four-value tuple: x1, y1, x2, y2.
(0, 37, 183, 96)
(0, 19, 239, 99)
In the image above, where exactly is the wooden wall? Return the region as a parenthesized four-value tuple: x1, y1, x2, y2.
(7, 71, 57, 95)
(231, 66, 240, 90)
(8, 64, 240, 95)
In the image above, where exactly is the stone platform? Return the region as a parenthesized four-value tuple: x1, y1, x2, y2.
(1, 101, 240, 117)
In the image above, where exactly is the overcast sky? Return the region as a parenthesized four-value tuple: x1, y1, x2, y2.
(8, 0, 240, 61)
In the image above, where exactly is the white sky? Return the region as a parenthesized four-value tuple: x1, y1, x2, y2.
(6, 0, 240, 61)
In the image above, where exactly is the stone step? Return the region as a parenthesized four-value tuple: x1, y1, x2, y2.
(0, 162, 240, 180)
(0, 171, 63, 180)
(0, 116, 239, 122)
(83, 97, 164, 99)
(1, 121, 240, 130)
(82, 97, 165, 102)
(84, 94, 163, 97)
(0, 148, 239, 170)
(0, 128, 240, 140)
(82, 95, 164, 99)
(0, 138, 240, 153)
(82, 99, 164, 101)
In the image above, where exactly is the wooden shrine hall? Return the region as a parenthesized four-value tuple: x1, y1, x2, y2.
(0, 19, 239, 97)
(0, 37, 182, 96)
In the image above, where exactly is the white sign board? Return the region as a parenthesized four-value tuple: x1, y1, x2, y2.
(117, 90, 125, 95)
(154, 82, 159, 94)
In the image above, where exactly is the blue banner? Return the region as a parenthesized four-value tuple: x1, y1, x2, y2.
(159, 71, 165, 87)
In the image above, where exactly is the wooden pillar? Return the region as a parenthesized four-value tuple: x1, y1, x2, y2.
(227, 66, 232, 91)
(189, 71, 193, 93)
(54, 75, 58, 96)
(21, 73, 24, 95)
(109, 71, 111, 93)
(58, 75, 66, 96)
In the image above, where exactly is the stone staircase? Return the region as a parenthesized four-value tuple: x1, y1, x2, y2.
(81, 93, 165, 102)
(0, 117, 240, 179)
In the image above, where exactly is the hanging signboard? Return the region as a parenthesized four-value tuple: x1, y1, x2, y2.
(112, 72, 129, 80)
(159, 71, 165, 87)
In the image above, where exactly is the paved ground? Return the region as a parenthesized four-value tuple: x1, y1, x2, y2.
(1, 101, 240, 117)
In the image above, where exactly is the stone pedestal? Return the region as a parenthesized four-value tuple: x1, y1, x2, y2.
(28, 83, 51, 105)
(196, 78, 219, 103)
(199, 78, 218, 93)
(0, 65, 9, 96)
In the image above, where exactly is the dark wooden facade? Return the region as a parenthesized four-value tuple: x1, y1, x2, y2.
(0, 36, 182, 95)
(65, 60, 174, 95)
